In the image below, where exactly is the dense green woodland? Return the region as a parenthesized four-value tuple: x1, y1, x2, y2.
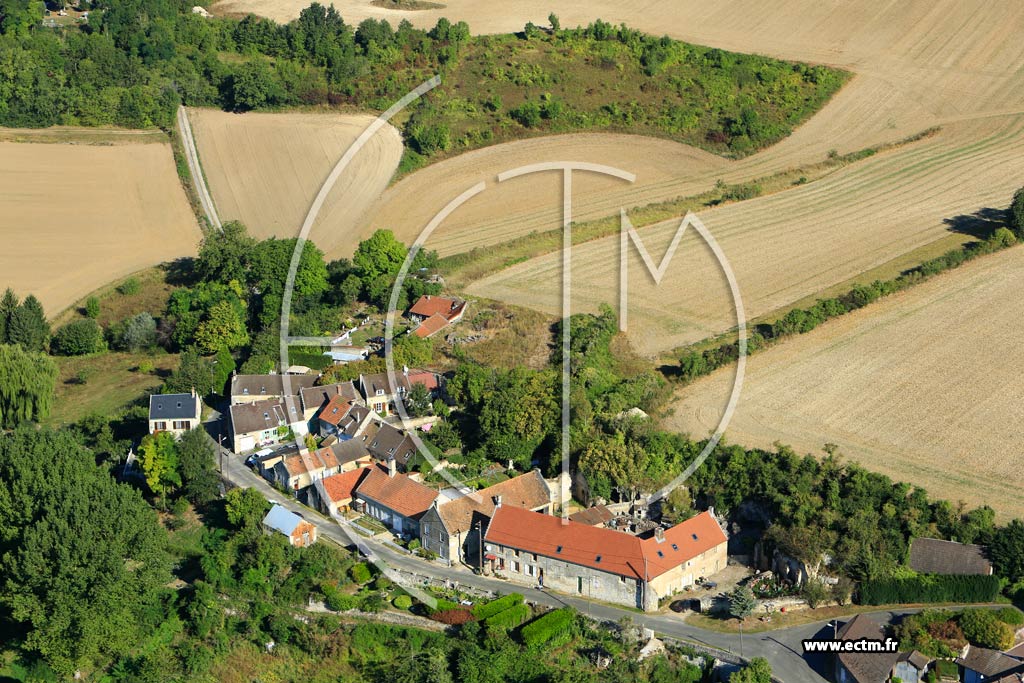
(0, 0, 845, 162)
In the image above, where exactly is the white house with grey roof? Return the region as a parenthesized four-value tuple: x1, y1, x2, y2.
(148, 390, 202, 438)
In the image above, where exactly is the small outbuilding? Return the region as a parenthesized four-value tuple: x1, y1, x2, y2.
(262, 504, 318, 547)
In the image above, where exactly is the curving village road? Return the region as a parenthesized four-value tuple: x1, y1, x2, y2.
(210, 431, 956, 683)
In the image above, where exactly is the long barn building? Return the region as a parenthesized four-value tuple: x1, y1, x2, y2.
(483, 505, 727, 611)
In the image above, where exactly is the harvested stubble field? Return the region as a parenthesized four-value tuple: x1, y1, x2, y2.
(186, 108, 402, 258)
(0, 132, 199, 315)
(661, 245, 1024, 521)
(352, 0, 1024, 278)
(468, 114, 1024, 356)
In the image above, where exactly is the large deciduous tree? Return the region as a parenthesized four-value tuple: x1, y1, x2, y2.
(139, 431, 181, 505)
(194, 221, 256, 285)
(177, 428, 220, 505)
(1010, 186, 1024, 238)
(195, 300, 250, 354)
(51, 318, 105, 355)
(0, 344, 57, 428)
(353, 229, 407, 283)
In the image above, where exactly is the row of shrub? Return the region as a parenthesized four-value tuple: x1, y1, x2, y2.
(859, 574, 1002, 605)
(471, 593, 524, 620)
(485, 603, 533, 631)
(520, 608, 575, 647)
(678, 226, 1019, 382)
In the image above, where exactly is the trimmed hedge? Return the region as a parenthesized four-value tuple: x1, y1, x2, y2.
(520, 608, 575, 646)
(393, 594, 413, 610)
(485, 604, 532, 631)
(859, 574, 1001, 605)
(472, 593, 524, 620)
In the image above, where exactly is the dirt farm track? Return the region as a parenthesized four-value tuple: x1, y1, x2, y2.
(0, 135, 199, 314)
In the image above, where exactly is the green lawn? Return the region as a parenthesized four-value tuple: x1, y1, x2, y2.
(44, 351, 179, 427)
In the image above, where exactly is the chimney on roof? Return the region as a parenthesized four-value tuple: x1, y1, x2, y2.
(493, 495, 502, 508)
(387, 455, 396, 478)
(654, 527, 665, 543)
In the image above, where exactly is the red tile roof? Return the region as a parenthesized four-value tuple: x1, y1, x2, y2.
(484, 508, 726, 580)
(318, 394, 354, 427)
(322, 467, 372, 504)
(406, 370, 440, 392)
(437, 471, 551, 535)
(354, 467, 438, 519)
(409, 295, 463, 320)
(414, 313, 450, 338)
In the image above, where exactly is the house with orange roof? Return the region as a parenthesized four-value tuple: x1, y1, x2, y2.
(316, 466, 374, 517)
(407, 295, 467, 339)
(483, 506, 727, 611)
(418, 470, 553, 565)
(353, 458, 438, 538)
(272, 448, 342, 492)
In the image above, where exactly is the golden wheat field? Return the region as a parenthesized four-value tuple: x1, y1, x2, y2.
(186, 108, 403, 257)
(0, 133, 199, 315)
(662, 245, 1024, 520)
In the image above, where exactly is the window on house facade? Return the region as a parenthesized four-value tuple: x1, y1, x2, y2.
(526, 565, 536, 577)
(172, 420, 189, 430)
(577, 577, 584, 593)
(154, 421, 167, 431)
(512, 561, 520, 573)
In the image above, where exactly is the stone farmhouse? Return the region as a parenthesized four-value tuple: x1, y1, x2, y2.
(352, 459, 438, 537)
(419, 470, 552, 564)
(834, 614, 931, 683)
(483, 506, 728, 611)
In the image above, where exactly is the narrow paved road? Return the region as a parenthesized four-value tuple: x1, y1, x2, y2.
(213, 441, 963, 683)
(176, 106, 221, 230)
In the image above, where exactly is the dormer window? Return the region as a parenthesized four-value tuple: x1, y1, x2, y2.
(243, 388, 249, 395)
(376, 389, 384, 396)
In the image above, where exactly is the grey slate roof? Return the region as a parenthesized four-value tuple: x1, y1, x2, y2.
(231, 374, 318, 400)
(909, 537, 993, 575)
(230, 399, 296, 434)
(299, 381, 359, 413)
(262, 504, 304, 536)
(836, 614, 899, 683)
(149, 393, 199, 420)
(957, 646, 1023, 678)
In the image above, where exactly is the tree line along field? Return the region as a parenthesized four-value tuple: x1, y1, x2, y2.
(662, 244, 1024, 521)
(0, 133, 200, 316)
